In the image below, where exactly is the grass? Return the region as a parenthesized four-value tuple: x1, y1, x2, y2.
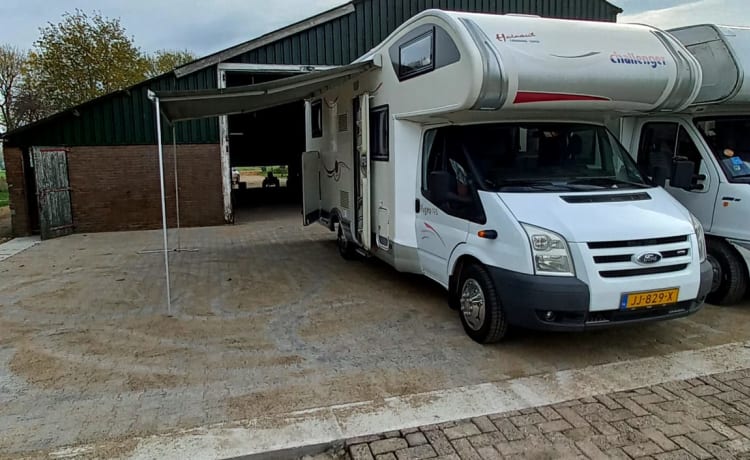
(0, 191, 8, 208)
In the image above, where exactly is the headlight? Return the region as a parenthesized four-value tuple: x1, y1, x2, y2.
(521, 223, 575, 276)
(690, 214, 707, 262)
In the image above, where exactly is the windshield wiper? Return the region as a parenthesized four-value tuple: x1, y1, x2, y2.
(567, 177, 649, 189)
(494, 180, 578, 191)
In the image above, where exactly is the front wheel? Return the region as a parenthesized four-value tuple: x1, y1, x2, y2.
(706, 239, 748, 305)
(337, 223, 358, 260)
(458, 264, 508, 344)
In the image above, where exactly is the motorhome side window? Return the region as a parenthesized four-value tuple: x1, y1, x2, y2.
(637, 123, 702, 177)
(370, 105, 389, 161)
(399, 30, 434, 79)
(310, 100, 323, 138)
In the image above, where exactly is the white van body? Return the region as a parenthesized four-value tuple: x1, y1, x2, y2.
(619, 24, 750, 305)
(303, 10, 712, 343)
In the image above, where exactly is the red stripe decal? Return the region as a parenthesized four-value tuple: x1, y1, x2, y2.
(513, 91, 611, 104)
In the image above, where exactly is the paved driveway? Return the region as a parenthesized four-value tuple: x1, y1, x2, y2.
(0, 208, 748, 458)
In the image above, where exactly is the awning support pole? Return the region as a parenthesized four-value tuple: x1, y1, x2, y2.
(154, 96, 172, 315)
(172, 126, 181, 251)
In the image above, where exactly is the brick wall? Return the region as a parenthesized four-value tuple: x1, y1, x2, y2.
(3, 147, 32, 237)
(67, 144, 225, 233)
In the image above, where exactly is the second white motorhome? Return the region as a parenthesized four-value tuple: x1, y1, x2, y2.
(619, 24, 750, 306)
(302, 10, 712, 343)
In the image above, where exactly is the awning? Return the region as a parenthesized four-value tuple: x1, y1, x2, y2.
(155, 60, 379, 122)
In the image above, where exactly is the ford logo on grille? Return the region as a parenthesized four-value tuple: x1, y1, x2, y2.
(635, 252, 662, 265)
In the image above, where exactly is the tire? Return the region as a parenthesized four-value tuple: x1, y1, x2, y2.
(337, 223, 358, 260)
(457, 263, 508, 343)
(706, 239, 748, 306)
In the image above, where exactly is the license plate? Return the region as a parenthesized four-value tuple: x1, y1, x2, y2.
(621, 288, 679, 309)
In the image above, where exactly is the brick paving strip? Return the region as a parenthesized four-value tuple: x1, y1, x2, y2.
(340, 369, 750, 460)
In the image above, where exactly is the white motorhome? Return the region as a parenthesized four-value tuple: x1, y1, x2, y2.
(619, 24, 750, 306)
(302, 10, 713, 343)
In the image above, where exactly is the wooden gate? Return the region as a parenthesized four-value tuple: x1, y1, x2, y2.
(32, 147, 74, 239)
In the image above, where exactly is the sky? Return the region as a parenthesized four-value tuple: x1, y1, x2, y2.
(0, 0, 749, 57)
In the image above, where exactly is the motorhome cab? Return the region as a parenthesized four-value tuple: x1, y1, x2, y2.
(303, 10, 713, 343)
(619, 24, 750, 306)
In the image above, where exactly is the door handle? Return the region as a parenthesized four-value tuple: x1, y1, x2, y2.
(415, 199, 421, 213)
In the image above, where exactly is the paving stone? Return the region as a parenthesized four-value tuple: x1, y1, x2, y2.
(371, 438, 409, 455)
(385, 431, 403, 438)
(423, 430, 456, 456)
(470, 416, 496, 433)
(473, 446, 501, 460)
(376, 454, 397, 460)
(466, 432, 506, 448)
(622, 441, 663, 458)
(688, 385, 722, 397)
(633, 394, 667, 405)
(595, 395, 622, 410)
(654, 449, 698, 460)
(350, 443, 375, 460)
(615, 397, 650, 417)
(702, 442, 738, 460)
(443, 423, 481, 440)
(450, 438, 481, 460)
(538, 419, 572, 433)
(672, 435, 713, 459)
(555, 407, 590, 428)
(627, 415, 667, 429)
(347, 435, 384, 446)
(603, 447, 632, 460)
(575, 440, 608, 460)
(491, 419, 524, 441)
(394, 444, 437, 460)
(699, 375, 735, 392)
(732, 424, 750, 438)
(536, 406, 562, 421)
(509, 413, 546, 427)
(406, 432, 428, 447)
(641, 427, 678, 451)
(565, 426, 600, 442)
(686, 428, 727, 445)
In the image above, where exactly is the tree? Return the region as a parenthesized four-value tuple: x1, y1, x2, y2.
(25, 10, 149, 112)
(146, 50, 197, 78)
(0, 45, 26, 131)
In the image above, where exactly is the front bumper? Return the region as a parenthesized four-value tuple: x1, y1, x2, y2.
(489, 260, 712, 332)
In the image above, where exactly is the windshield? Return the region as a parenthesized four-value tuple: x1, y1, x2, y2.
(423, 123, 648, 192)
(694, 116, 750, 182)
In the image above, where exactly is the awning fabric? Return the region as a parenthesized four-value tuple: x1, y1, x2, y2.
(155, 60, 378, 122)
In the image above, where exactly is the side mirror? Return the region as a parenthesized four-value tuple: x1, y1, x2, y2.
(670, 160, 695, 190)
(428, 171, 452, 204)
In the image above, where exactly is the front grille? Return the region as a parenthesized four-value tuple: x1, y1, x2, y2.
(599, 264, 688, 278)
(588, 235, 688, 249)
(586, 235, 692, 278)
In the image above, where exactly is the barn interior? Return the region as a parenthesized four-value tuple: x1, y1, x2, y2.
(226, 71, 306, 223)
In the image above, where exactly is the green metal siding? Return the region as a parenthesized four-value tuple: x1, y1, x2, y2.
(229, 0, 618, 67)
(5, 0, 618, 148)
(5, 67, 220, 147)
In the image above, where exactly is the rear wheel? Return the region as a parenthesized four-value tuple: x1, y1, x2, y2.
(458, 264, 508, 343)
(706, 239, 748, 305)
(337, 223, 358, 260)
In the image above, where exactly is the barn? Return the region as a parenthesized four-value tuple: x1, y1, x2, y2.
(1, 0, 621, 239)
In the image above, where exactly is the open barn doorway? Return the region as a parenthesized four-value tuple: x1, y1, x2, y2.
(220, 65, 331, 224)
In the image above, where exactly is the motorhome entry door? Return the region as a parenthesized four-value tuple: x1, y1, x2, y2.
(352, 93, 371, 250)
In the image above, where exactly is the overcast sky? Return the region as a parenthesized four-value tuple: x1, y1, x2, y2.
(0, 0, 748, 56)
